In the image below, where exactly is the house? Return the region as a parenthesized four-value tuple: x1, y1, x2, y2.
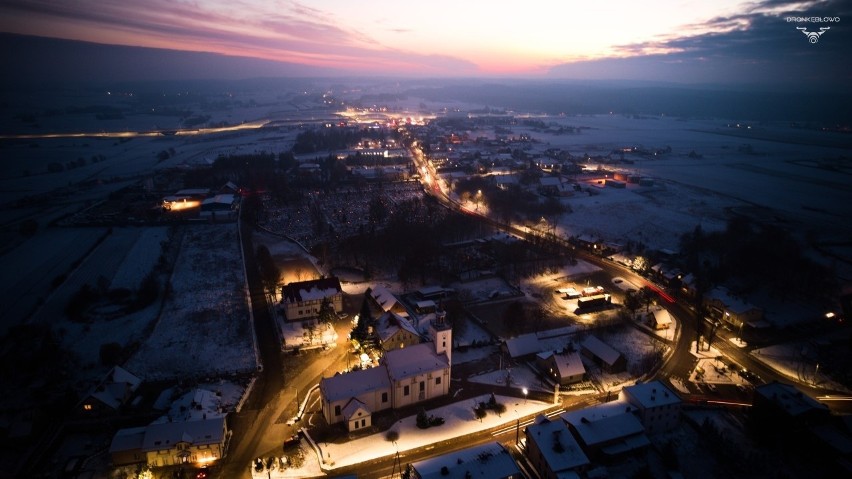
(109, 416, 229, 468)
(281, 277, 343, 321)
(536, 351, 586, 386)
(622, 380, 682, 434)
(647, 308, 673, 330)
(704, 287, 764, 330)
(374, 311, 421, 352)
(563, 408, 649, 461)
(80, 366, 142, 415)
(407, 441, 522, 479)
(199, 194, 239, 220)
(752, 381, 830, 426)
(109, 427, 147, 466)
(369, 285, 408, 315)
(320, 315, 452, 431)
(109, 386, 233, 468)
(141, 416, 228, 467)
(580, 335, 626, 373)
(524, 415, 590, 478)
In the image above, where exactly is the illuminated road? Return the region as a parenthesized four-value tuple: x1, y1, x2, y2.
(0, 119, 270, 140)
(405, 139, 852, 407)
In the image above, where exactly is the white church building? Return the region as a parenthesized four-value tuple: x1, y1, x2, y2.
(319, 314, 452, 431)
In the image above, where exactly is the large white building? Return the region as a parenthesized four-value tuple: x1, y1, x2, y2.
(320, 315, 452, 431)
(622, 380, 682, 434)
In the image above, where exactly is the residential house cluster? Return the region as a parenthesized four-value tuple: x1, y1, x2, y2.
(524, 380, 682, 478)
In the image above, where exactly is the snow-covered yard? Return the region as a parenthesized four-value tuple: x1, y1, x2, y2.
(126, 224, 256, 380)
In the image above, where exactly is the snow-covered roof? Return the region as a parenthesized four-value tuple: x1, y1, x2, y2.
(506, 333, 540, 358)
(281, 277, 342, 303)
(153, 388, 227, 423)
(201, 194, 236, 206)
(540, 176, 562, 187)
(109, 426, 146, 454)
(561, 399, 635, 426)
(370, 285, 401, 312)
(506, 326, 579, 358)
(88, 366, 142, 409)
(706, 287, 760, 314)
(376, 311, 420, 343)
(550, 352, 586, 379)
(342, 398, 369, 422)
(581, 335, 622, 366)
(174, 188, 210, 196)
(650, 309, 673, 327)
(141, 416, 225, 451)
(754, 382, 829, 417)
(320, 366, 391, 403)
(570, 411, 646, 447)
(525, 416, 589, 472)
(383, 343, 449, 382)
(623, 380, 681, 410)
(410, 441, 520, 479)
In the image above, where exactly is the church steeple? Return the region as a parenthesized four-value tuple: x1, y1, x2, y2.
(429, 310, 452, 364)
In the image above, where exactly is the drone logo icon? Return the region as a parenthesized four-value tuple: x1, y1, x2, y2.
(797, 26, 830, 43)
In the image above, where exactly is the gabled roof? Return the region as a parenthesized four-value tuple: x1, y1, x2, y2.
(141, 416, 225, 451)
(581, 335, 622, 366)
(109, 426, 146, 454)
(88, 366, 142, 409)
(549, 352, 586, 379)
(281, 277, 342, 303)
(370, 285, 402, 312)
(320, 366, 391, 403)
(375, 311, 420, 343)
(383, 343, 449, 382)
(342, 398, 370, 422)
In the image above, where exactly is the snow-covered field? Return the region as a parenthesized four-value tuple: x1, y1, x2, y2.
(125, 224, 256, 380)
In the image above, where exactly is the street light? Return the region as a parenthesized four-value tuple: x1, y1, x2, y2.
(522, 387, 528, 404)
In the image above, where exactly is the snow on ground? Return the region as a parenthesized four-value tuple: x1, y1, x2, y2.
(0, 227, 107, 333)
(17, 227, 173, 376)
(280, 320, 338, 351)
(454, 316, 493, 346)
(452, 344, 498, 365)
(109, 227, 170, 289)
(689, 358, 747, 387)
(585, 325, 669, 391)
(126, 224, 256, 380)
(468, 363, 549, 394)
(310, 394, 552, 472)
(749, 341, 848, 392)
(452, 276, 518, 302)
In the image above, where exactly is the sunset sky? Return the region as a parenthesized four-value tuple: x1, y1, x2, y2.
(1, 0, 848, 83)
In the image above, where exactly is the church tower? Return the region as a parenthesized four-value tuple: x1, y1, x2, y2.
(429, 310, 452, 364)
